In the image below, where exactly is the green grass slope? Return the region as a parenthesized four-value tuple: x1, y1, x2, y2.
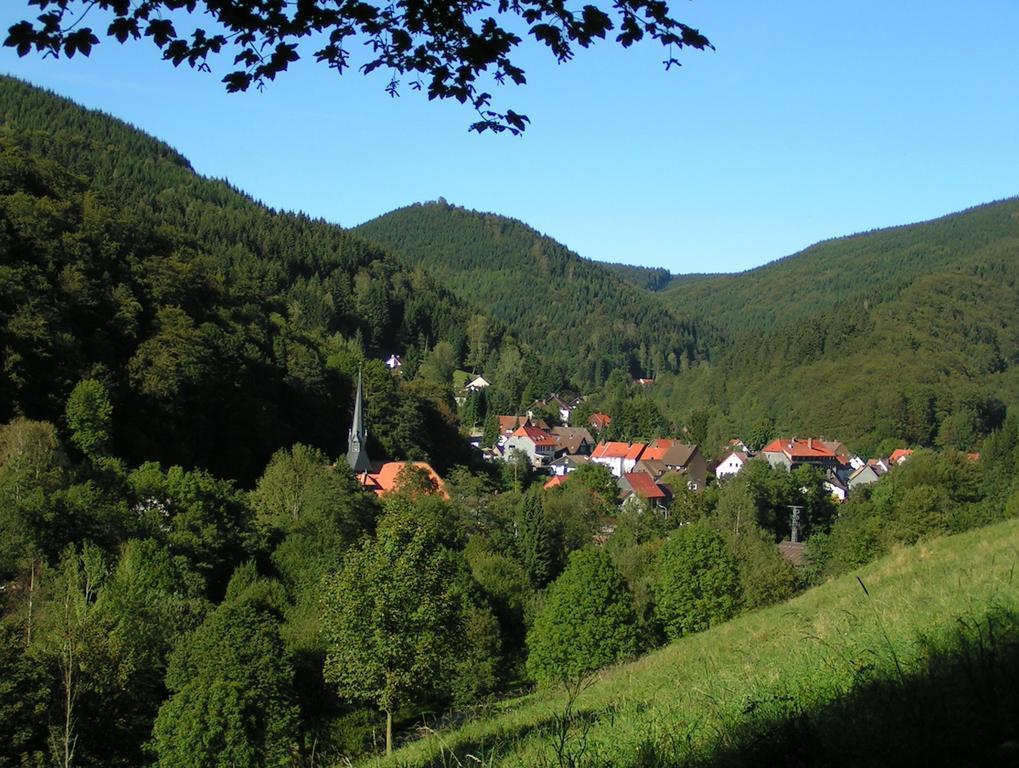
(355, 202, 709, 386)
(379, 518, 1019, 767)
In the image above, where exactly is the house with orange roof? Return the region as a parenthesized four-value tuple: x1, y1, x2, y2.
(761, 437, 845, 473)
(543, 475, 568, 490)
(591, 441, 645, 477)
(619, 471, 669, 510)
(496, 415, 550, 443)
(589, 412, 612, 431)
(889, 448, 914, 465)
(504, 423, 557, 466)
(359, 461, 448, 500)
(642, 439, 708, 491)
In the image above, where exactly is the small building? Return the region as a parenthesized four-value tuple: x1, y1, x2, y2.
(619, 471, 669, 511)
(465, 375, 490, 392)
(716, 450, 749, 480)
(848, 463, 883, 490)
(384, 354, 402, 370)
(550, 426, 595, 457)
(589, 412, 612, 431)
(543, 475, 568, 490)
(824, 471, 849, 502)
(889, 448, 914, 465)
(504, 424, 557, 466)
(549, 454, 590, 477)
(591, 441, 646, 478)
(642, 439, 708, 492)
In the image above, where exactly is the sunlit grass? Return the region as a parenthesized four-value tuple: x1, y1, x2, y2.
(363, 518, 1019, 767)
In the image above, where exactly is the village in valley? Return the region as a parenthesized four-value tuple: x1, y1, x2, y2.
(360, 357, 958, 563)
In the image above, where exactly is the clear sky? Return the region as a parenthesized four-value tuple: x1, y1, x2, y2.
(2, 1, 1018, 274)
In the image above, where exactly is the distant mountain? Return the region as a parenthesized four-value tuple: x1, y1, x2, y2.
(356, 202, 710, 386)
(653, 200, 1019, 453)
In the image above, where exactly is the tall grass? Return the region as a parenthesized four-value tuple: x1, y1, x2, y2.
(363, 518, 1019, 767)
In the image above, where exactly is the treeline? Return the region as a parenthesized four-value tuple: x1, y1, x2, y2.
(355, 201, 710, 387)
(597, 260, 673, 291)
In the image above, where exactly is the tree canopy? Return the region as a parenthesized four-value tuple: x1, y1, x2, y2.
(6, 1, 710, 134)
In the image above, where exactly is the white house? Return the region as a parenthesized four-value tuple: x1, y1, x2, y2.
(716, 450, 749, 479)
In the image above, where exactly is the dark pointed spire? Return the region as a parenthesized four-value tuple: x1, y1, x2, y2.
(347, 369, 371, 473)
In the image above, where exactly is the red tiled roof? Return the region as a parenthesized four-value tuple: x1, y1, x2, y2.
(623, 472, 666, 499)
(512, 424, 557, 446)
(543, 475, 567, 490)
(641, 439, 674, 461)
(889, 448, 914, 464)
(762, 438, 837, 459)
(966, 452, 981, 463)
(360, 461, 448, 499)
(592, 441, 645, 460)
(590, 412, 612, 429)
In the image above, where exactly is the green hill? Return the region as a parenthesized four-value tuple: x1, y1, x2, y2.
(0, 77, 517, 480)
(652, 200, 1019, 454)
(355, 202, 711, 387)
(380, 517, 1019, 767)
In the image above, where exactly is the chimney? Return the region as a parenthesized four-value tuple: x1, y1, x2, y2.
(808, 437, 813, 450)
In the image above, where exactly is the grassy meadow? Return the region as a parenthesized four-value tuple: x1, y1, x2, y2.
(371, 518, 1019, 767)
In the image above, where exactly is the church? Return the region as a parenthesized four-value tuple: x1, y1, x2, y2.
(345, 370, 447, 499)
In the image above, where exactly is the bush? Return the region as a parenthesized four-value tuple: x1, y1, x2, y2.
(655, 523, 741, 639)
(526, 548, 640, 687)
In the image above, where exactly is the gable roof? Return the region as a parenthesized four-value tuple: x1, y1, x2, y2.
(498, 415, 550, 435)
(361, 461, 448, 499)
(633, 459, 668, 478)
(622, 472, 667, 500)
(543, 475, 568, 490)
(589, 412, 612, 430)
(592, 441, 646, 461)
(720, 450, 749, 465)
(511, 424, 557, 446)
(889, 448, 914, 464)
(762, 438, 838, 460)
(550, 426, 594, 454)
(644, 439, 697, 467)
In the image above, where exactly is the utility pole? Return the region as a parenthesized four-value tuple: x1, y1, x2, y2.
(788, 505, 804, 543)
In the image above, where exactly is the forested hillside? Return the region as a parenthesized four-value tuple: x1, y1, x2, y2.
(0, 76, 541, 481)
(650, 200, 1019, 454)
(356, 202, 711, 386)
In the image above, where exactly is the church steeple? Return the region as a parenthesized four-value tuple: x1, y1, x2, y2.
(346, 369, 371, 473)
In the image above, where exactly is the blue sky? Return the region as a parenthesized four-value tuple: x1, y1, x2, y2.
(2, 1, 1018, 274)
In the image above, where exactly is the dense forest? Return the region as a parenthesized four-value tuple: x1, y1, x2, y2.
(650, 200, 1019, 455)
(355, 202, 710, 387)
(0, 76, 569, 483)
(359, 194, 1019, 456)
